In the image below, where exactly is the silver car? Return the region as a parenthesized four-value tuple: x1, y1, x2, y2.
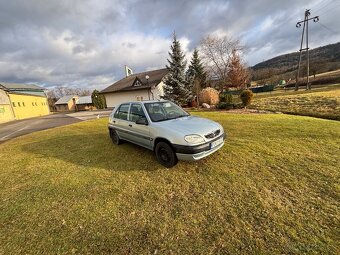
(108, 100, 225, 167)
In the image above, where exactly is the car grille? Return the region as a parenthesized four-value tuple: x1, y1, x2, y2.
(205, 129, 220, 139)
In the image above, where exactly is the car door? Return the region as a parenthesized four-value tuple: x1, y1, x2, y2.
(113, 103, 131, 140)
(127, 103, 151, 149)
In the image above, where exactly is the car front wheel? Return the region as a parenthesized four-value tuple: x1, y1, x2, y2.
(155, 142, 178, 168)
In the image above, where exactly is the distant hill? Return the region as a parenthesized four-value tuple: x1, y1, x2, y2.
(251, 42, 340, 83)
(252, 42, 340, 71)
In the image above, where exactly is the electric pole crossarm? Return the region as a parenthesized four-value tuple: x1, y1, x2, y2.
(296, 16, 319, 26)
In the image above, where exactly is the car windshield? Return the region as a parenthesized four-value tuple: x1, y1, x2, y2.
(144, 101, 189, 122)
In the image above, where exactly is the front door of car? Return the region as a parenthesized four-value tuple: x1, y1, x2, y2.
(127, 103, 151, 149)
(114, 103, 131, 139)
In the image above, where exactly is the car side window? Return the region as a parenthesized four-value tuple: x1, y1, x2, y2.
(114, 104, 130, 121)
(129, 103, 146, 122)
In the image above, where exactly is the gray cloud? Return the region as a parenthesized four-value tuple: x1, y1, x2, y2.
(0, 0, 339, 89)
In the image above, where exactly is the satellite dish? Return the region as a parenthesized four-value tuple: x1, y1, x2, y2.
(145, 75, 150, 80)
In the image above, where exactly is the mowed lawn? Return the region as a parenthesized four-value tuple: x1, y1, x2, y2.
(250, 85, 340, 120)
(0, 113, 339, 254)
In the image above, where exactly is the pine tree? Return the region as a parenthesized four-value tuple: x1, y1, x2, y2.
(227, 50, 250, 89)
(163, 33, 190, 105)
(187, 48, 207, 93)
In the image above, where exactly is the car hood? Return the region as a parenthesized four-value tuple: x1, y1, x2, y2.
(158, 115, 222, 137)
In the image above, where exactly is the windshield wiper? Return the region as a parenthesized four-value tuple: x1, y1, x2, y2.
(167, 114, 188, 120)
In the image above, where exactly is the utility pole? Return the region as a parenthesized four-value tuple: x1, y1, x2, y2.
(295, 10, 319, 90)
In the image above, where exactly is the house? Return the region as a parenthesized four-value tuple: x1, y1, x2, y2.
(0, 82, 50, 123)
(76, 96, 95, 111)
(55, 95, 78, 112)
(100, 68, 169, 108)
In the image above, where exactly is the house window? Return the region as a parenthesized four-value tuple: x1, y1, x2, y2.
(136, 96, 144, 101)
(18, 102, 21, 107)
(12, 102, 16, 107)
(22, 102, 25, 107)
(35, 102, 37, 106)
(32, 102, 34, 106)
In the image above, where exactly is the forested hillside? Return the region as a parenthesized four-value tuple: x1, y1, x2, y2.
(251, 42, 340, 82)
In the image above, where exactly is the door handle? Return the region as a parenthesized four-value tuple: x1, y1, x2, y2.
(129, 124, 132, 127)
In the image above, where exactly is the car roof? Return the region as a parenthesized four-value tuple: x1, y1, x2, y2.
(119, 100, 168, 105)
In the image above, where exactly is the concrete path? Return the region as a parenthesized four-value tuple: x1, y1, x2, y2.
(0, 110, 111, 143)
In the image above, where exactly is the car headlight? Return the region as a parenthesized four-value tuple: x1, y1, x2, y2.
(184, 134, 205, 144)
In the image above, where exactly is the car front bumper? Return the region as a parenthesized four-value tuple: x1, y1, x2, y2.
(173, 133, 225, 161)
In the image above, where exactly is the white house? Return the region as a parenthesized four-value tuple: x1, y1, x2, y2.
(100, 68, 169, 108)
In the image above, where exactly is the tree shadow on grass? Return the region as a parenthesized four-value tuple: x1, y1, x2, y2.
(21, 133, 161, 172)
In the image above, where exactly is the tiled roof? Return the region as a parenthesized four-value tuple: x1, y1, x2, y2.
(100, 68, 168, 94)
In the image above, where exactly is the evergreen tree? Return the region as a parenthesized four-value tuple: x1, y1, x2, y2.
(163, 33, 190, 105)
(91, 90, 106, 109)
(186, 48, 207, 93)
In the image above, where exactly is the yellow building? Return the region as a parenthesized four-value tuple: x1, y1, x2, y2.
(0, 82, 50, 123)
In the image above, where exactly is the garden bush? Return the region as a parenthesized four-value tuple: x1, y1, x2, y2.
(240, 90, 254, 108)
(199, 87, 219, 105)
(219, 93, 233, 104)
(217, 102, 233, 110)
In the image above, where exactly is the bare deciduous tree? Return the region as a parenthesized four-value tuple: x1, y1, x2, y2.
(47, 86, 92, 99)
(199, 35, 244, 91)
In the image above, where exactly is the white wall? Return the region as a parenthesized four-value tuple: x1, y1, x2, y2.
(104, 82, 164, 108)
(152, 81, 164, 99)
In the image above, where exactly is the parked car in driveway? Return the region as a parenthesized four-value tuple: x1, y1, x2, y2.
(108, 100, 226, 167)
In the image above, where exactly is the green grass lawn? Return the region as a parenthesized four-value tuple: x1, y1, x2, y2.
(250, 85, 340, 120)
(1, 113, 339, 254)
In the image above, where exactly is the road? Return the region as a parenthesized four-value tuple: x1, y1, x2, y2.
(0, 110, 111, 143)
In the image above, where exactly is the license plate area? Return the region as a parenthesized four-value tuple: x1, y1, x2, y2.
(210, 137, 223, 149)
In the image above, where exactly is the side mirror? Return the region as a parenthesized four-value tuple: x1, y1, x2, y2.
(136, 117, 148, 125)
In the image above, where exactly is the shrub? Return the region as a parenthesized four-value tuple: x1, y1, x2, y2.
(240, 90, 253, 108)
(199, 87, 219, 105)
(233, 103, 244, 109)
(217, 102, 233, 110)
(219, 93, 233, 104)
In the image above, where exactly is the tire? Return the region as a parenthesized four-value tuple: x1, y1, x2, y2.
(155, 142, 178, 168)
(110, 129, 122, 145)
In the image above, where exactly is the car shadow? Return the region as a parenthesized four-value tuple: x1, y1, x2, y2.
(21, 133, 162, 172)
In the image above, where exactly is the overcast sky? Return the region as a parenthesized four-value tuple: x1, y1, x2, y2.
(0, 0, 339, 90)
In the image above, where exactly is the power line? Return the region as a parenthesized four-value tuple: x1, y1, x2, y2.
(311, 0, 332, 11)
(318, 21, 340, 35)
(313, 0, 334, 12)
(317, 2, 340, 16)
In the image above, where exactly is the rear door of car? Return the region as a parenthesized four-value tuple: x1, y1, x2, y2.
(113, 103, 131, 139)
(127, 103, 151, 149)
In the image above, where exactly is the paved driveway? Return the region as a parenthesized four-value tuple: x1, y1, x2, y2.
(0, 110, 111, 143)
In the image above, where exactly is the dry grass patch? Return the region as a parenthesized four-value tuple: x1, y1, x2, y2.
(251, 86, 340, 120)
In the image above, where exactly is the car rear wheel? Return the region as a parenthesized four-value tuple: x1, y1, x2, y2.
(155, 142, 178, 168)
(110, 129, 122, 145)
